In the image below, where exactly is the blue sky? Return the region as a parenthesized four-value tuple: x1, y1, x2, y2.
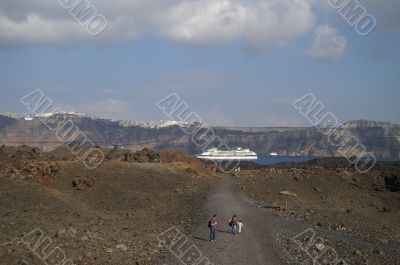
(0, 0, 399, 126)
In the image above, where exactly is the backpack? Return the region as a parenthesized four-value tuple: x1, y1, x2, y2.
(208, 220, 212, 228)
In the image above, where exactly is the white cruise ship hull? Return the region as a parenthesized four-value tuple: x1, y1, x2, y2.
(196, 147, 258, 161)
(195, 155, 258, 161)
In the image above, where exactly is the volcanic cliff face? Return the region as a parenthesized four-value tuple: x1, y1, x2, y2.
(0, 114, 399, 157)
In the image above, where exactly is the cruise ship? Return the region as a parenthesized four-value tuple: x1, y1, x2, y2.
(196, 147, 258, 161)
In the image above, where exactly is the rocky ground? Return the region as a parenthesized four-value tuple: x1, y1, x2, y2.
(1, 146, 399, 265)
(0, 146, 218, 265)
(235, 158, 400, 265)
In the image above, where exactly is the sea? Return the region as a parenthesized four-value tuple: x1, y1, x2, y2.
(255, 155, 399, 166)
(255, 155, 314, 166)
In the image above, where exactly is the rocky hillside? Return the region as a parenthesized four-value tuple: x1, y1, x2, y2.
(0, 146, 217, 265)
(0, 114, 399, 157)
(235, 159, 400, 265)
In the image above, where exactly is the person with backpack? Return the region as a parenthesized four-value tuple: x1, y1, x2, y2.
(229, 215, 238, 235)
(209, 214, 218, 242)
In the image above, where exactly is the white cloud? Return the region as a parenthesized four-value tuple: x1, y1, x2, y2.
(0, 14, 89, 46)
(0, 9, 141, 47)
(0, 0, 316, 49)
(306, 25, 347, 61)
(158, 0, 248, 46)
(158, 0, 316, 49)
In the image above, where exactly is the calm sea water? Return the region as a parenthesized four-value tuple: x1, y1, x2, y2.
(255, 155, 399, 166)
(256, 155, 314, 165)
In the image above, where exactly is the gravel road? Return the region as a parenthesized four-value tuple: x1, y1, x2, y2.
(191, 175, 289, 265)
(158, 173, 400, 265)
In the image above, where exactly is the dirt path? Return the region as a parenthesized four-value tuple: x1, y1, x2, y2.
(191, 175, 289, 265)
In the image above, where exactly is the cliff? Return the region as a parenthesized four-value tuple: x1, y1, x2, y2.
(0, 114, 399, 157)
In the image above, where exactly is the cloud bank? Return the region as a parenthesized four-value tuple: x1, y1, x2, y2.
(0, 0, 316, 49)
(3, 0, 398, 57)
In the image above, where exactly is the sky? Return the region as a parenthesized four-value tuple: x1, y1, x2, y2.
(0, 0, 399, 127)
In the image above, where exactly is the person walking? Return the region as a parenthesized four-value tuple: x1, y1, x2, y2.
(209, 214, 218, 242)
(237, 220, 244, 233)
(229, 215, 238, 235)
